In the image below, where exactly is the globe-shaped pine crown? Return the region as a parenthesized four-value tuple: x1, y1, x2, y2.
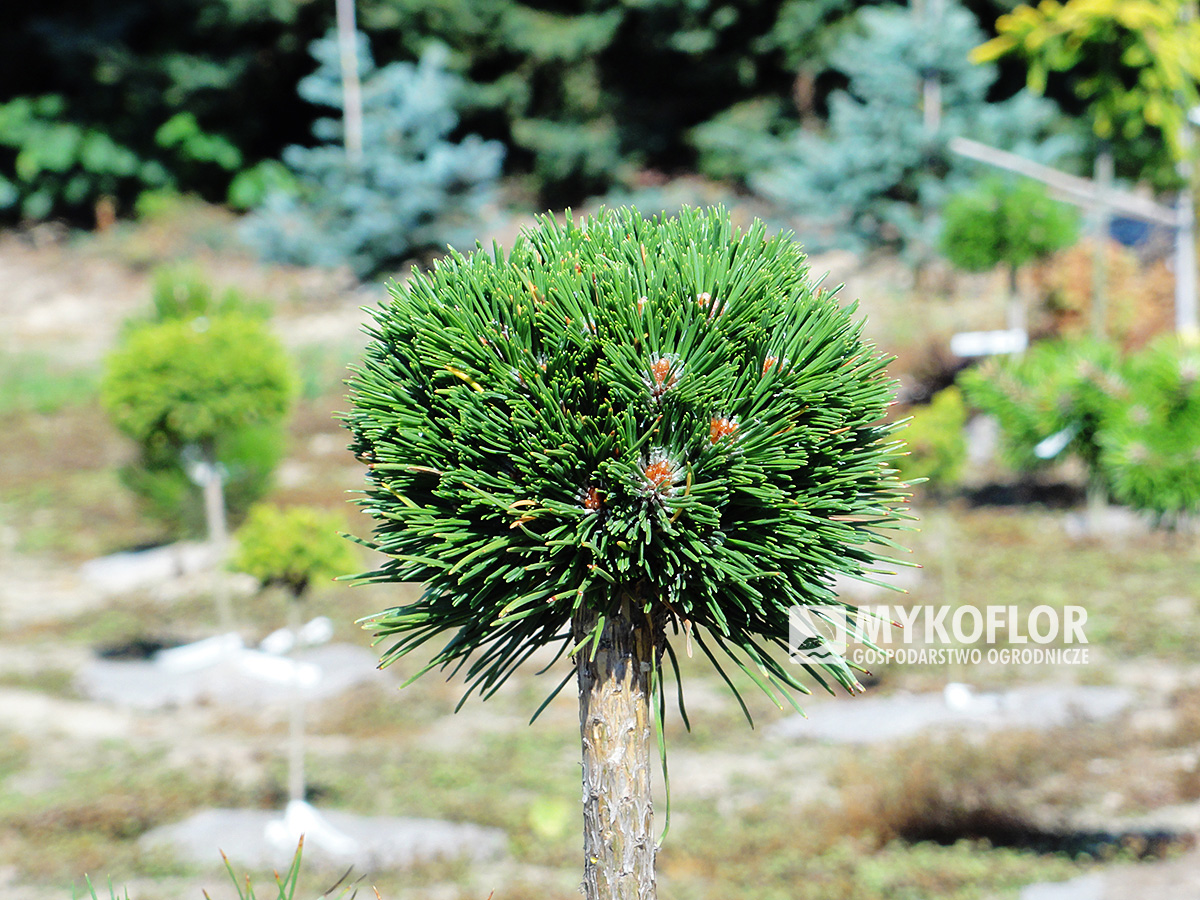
(345, 206, 909, 711)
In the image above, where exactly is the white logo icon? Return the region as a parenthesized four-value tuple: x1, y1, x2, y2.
(789, 605, 851, 664)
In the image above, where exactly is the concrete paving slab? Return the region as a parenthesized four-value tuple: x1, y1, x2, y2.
(1021, 874, 1105, 900)
(79, 542, 220, 594)
(140, 806, 506, 872)
(767, 684, 1133, 743)
(78, 642, 389, 710)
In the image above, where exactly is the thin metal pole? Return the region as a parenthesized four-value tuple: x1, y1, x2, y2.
(1090, 149, 1113, 340)
(923, 0, 943, 134)
(1176, 183, 1198, 337)
(1179, 2, 1200, 338)
(287, 597, 307, 803)
(1006, 263, 1026, 343)
(199, 458, 234, 633)
(335, 0, 363, 164)
(1177, 85, 1198, 338)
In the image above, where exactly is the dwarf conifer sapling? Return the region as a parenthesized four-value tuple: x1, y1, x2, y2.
(344, 206, 910, 900)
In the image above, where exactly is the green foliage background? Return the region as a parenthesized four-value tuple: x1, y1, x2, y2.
(960, 338, 1125, 476)
(1100, 339, 1200, 522)
(961, 336, 1200, 521)
(2, 0, 1036, 218)
(973, 0, 1200, 189)
(0, 0, 318, 221)
(4, 0, 1188, 268)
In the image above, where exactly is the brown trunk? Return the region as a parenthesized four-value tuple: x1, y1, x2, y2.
(575, 593, 661, 900)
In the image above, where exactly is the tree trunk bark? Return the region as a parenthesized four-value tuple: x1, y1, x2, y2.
(575, 593, 660, 900)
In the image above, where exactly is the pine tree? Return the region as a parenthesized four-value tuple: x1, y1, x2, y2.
(370, 0, 871, 201)
(232, 504, 359, 803)
(344, 206, 910, 900)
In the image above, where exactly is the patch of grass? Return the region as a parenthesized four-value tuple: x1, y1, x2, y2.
(1166, 685, 1200, 747)
(0, 744, 263, 883)
(660, 797, 1083, 900)
(822, 840, 1081, 900)
(10, 593, 218, 649)
(0, 733, 32, 784)
(0, 352, 99, 416)
(0, 668, 78, 696)
(9, 473, 155, 558)
(827, 730, 1110, 851)
(89, 195, 247, 271)
(905, 508, 1200, 669)
(309, 681, 446, 740)
(291, 342, 361, 402)
(0, 404, 157, 559)
(311, 724, 580, 869)
(81, 840, 511, 900)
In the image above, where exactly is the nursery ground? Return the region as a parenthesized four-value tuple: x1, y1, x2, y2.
(0, 205, 1198, 900)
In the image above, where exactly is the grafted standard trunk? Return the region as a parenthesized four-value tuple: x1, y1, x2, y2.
(575, 595, 660, 900)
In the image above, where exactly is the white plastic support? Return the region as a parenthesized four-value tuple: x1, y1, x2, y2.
(155, 633, 244, 674)
(265, 799, 359, 856)
(950, 329, 1028, 358)
(1034, 424, 1079, 460)
(259, 616, 335, 656)
(259, 627, 296, 656)
(298, 616, 335, 646)
(237, 651, 322, 688)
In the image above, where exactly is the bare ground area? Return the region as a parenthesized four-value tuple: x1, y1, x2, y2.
(1, 218, 1199, 900)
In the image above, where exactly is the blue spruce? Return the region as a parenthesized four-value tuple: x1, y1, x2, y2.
(755, 1, 1076, 260)
(242, 31, 504, 277)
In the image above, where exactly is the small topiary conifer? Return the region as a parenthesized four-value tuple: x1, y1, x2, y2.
(101, 310, 296, 539)
(941, 177, 1079, 279)
(941, 177, 1079, 332)
(343, 206, 910, 900)
(232, 504, 357, 599)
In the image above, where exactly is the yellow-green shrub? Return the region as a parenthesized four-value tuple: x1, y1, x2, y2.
(898, 387, 968, 492)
